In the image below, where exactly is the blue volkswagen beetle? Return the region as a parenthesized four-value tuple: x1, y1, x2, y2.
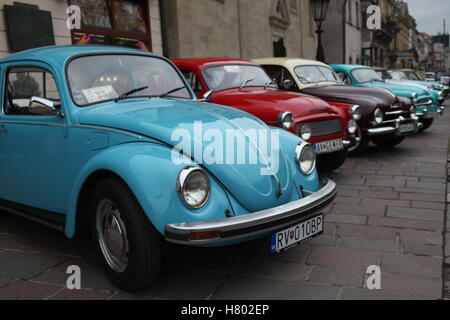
(0, 45, 335, 290)
(331, 65, 444, 132)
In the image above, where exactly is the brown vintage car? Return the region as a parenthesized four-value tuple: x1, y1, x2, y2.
(254, 58, 419, 155)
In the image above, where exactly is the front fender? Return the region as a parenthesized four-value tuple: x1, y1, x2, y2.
(65, 142, 234, 238)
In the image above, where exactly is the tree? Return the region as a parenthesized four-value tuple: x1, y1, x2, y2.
(12, 72, 41, 98)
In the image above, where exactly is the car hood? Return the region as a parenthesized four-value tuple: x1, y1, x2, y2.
(301, 84, 396, 110)
(388, 79, 440, 90)
(360, 81, 430, 98)
(212, 88, 338, 118)
(77, 98, 296, 212)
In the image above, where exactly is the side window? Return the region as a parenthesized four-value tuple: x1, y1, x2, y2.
(4, 67, 61, 115)
(180, 69, 203, 93)
(336, 71, 351, 85)
(281, 67, 298, 90)
(263, 66, 283, 86)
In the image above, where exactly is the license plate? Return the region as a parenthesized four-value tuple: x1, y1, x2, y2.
(314, 139, 344, 154)
(271, 214, 324, 253)
(399, 123, 415, 133)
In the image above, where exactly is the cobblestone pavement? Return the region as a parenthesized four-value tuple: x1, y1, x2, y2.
(0, 102, 449, 300)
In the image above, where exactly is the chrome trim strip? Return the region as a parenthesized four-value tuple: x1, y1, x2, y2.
(385, 111, 405, 116)
(367, 127, 397, 136)
(0, 120, 65, 127)
(164, 179, 336, 245)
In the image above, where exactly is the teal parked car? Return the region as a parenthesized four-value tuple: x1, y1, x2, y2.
(331, 65, 444, 132)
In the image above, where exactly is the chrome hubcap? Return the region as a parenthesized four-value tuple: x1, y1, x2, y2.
(96, 199, 129, 273)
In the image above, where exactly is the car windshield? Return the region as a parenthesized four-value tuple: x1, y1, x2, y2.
(294, 65, 341, 84)
(376, 70, 393, 80)
(404, 71, 421, 81)
(68, 54, 191, 106)
(388, 71, 408, 81)
(351, 68, 383, 83)
(203, 65, 273, 91)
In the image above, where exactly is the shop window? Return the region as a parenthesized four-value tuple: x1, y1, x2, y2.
(69, 0, 151, 50)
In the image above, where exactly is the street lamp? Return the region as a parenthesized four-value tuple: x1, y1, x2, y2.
(310, 0, 331, 62)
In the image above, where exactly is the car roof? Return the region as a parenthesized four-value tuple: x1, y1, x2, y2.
(252, 57, 330, 69)
(172, 58, 256, 70)
(0, 45, 157, 65)
(330, 64, 369, 69)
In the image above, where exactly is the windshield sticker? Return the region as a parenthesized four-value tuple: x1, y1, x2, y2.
(224, 65, 242, 73)
(82, 85, 118, 104)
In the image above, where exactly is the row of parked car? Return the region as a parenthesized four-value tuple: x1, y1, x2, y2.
(0, 45, 445, 291)
(173, 57, 446, 171)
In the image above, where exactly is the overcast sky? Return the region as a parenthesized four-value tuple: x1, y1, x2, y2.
(404, 0, 450, 35)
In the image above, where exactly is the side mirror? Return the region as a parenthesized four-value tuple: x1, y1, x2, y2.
(200, 90, 213, 102)
(282, 79, 293, 90)
(29, 97, 64, 118)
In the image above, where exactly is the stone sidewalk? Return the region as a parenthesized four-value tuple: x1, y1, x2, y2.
(0, 102, 448, 300)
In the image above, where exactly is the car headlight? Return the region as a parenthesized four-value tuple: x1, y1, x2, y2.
(347, 119, 357, 134)
(411, 92, 417, 100)
(177, 167, 210, 209)
(299, 123, 312, 140)
(374, 108, 383, 124)
(295, 143, 316, 175)
(350, 105, 362, 121)
(278, 112, 294, 130)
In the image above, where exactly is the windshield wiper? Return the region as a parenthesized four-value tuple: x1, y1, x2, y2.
(240, 78, 254, 89)
(297, 75, 311, 84)
(115, 86, 149, 102)
(264, 80, 277, 89)
(158, 86, 186, 98)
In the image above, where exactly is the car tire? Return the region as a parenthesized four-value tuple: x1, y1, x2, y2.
(348, 125, 369, 156)
(370, 136, 405, 148)
(317, 149, 348, 172)
(89, 177, 162, 291)
(418, 119, 434, 132)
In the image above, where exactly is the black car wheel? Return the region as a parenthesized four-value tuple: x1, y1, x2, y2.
(418, 119, 434, 132)
(317, 149, 348, 172)
(90, 177, 162, 291)
(370, 136, 405, 148)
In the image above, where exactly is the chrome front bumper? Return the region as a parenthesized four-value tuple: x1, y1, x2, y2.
(165, 179, 336, 245)
(367, 117, 419, 137)
(417, 107, 444, 119)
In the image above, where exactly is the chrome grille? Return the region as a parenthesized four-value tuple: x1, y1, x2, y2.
(297, 119, 342, 137)
(415, 98, 432, 106)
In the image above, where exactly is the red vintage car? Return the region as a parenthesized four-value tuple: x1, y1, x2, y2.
(172, 58, 359, 171)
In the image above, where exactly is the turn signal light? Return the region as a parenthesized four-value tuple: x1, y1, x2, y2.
(189, 231, 220, 241)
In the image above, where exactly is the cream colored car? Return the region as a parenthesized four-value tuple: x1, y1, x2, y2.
(252, 58, 417, 155)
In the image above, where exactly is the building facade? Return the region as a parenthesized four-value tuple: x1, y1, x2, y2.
(162, 0, 317, 60)
(0, 0, 163, 58)
(322, 0, 362, 64)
